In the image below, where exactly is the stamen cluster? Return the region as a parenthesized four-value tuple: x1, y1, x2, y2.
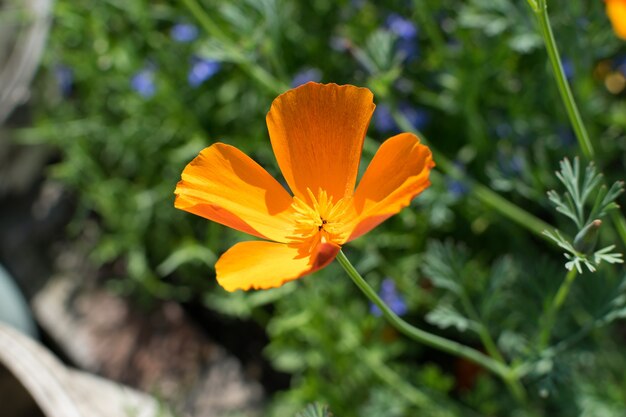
(290, 189, 353, 248)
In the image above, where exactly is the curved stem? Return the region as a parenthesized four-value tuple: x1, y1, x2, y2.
(390, 108, 559, 242)
(458, 293, 506, 366)
(531, 1, 595, 160)
(336, 250, 527, 402)
(538, 268, 578, 348)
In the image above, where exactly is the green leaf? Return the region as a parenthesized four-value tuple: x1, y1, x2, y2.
(421, 240, 468, 296)
(295, 403, 333, 417)
(426, 303, 478, 333)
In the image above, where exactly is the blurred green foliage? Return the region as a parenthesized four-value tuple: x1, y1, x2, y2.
(18, 0, 626, 415)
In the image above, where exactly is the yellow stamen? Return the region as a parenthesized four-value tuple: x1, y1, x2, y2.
(289, 188, 353, 246)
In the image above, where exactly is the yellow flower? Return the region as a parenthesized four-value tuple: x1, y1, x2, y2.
(607, 0, 626, 39)
(174, 83, 434, 291)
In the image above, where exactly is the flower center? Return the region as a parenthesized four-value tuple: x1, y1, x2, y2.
(290, 188, 352, 246)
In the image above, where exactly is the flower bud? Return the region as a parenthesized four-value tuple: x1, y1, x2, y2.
(573, 219, 602, 254)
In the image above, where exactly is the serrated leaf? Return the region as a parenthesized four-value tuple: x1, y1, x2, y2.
(421, 240, 467, 296)
(508, 32, 541, 53)
(426, 303, 477, 332)
(295, 403, 333, 417)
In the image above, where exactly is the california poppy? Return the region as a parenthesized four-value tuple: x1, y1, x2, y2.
(175, 82, 434, 291)
(606, 0, 626, 39)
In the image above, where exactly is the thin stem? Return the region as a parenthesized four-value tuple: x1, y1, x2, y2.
(531, 1, 595, 160)
(530, 3, 626, 250)
(458, 293, 506, 366)
(611, 211, 626, 250)
(356, 350, 435, 409)
(180, 0, 288, 94)
(357, 349, 484, 417)
(336, 250, 527, 402)
(538, 268, 578, 348)
(391, 108, 558, 242)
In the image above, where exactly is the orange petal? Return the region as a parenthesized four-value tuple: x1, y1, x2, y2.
(175, 143, 294, 243)
(348, 133, 434, 241)
(607, 0, 626, 40)
(266, 82, 375, 204)
(215, 240, 340, 291)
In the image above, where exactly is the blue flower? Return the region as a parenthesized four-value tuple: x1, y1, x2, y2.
(374, 104, 397, 133)
(374, 103, 429, 133)
(386, 14, 419, 61)
(291, 68, 322, 87)
(561, 57, 574, 81)
(396, 38, 419, 61)
(496, 150, 524, 175)
(386, 14, 418, 40)
(170, 23, 199, 43)
(399, 103, 429, 131)
(447, 179, 469, 198)
(131, 68, 156, 98)
(188, 56, 220, 88)
(370, 278, 407, 317)
(446, 162, 469, 198)
(54, 65, 73, 97)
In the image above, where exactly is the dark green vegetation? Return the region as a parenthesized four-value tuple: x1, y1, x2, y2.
(20, 0, 626, 415)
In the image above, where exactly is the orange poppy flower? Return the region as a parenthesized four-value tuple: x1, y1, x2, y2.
(607, 0, 626, 39)
(174, 82, 434, 291)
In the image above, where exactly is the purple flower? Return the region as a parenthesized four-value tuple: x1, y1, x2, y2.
(131, 68, 156, 98)
(371, 279, 407, 317)
(188, 56, 220, 88)
(386, 14, 418, 40)
(561, 57, 574, 81)
(396, 38, 419, 61)
(446, 162, 469, 198)
(496, 150, 524, 175)
(386, 14, 419, 61)
(291, 68, 322, 88)
(170, 23, 199, 43)
(447, 179, 469, 198)
(399, 104, 429, 131)
(54, 65, 73, 97)
(374, 104, 397, 133)
(374, 103, 429, 133)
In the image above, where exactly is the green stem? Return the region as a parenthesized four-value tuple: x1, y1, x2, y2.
(458, 293, 506, 365)
(356, 350, 434, 410)
(357, 349, 483, 416)
(611, 211, 626, 250)
(336, 250, 526, 402)
(538, 268, 578, 348)
(180, 0, 288, 94)
(531, 0, 595, 160)
(391, 108, 558, 242)
(530, 2, 626, 249)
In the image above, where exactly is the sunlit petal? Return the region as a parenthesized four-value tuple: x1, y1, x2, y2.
(215, 240, 340, 291)
(266, 82, 375, 204)
(349, 133, 434, 241)
(607, 0, 626, 40)
(175, 143, 294, 243)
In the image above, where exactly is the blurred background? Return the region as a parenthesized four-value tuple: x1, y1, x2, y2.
(1, 0, 625, 416)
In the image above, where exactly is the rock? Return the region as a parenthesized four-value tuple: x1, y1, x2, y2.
(33, 271, 263, 417)
(0, 323, 166, 417)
